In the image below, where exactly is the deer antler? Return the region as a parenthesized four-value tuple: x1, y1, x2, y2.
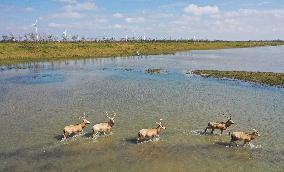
(106, 111, 110, 119)
(112, 112, 116, 118)
(156, 119, 163, 125)
(83, 112, 88, 118)
(156, 122, 162, 125)
(225, 110, 232, 119)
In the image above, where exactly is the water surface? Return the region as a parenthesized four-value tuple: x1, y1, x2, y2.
(0, 46, 284, 171)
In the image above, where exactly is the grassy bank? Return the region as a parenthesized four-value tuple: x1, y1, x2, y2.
(0, 41, 283, 65)
(192, 70, 284, 86)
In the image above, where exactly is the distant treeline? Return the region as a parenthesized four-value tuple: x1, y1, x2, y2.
(1, 33, 283, 43)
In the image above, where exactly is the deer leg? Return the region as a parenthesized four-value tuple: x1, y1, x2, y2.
(63, 131, 68, 140)
(138, 136, 144, 143)
(92, 129, 95, 138)
(229, 140, 233, 147)
(93, 131, 99, 138)
(137, 133, 143, 143)
(229, 139, 237, 147)
(204, 127, 209, 133)
(211, 128, 214, 134)
(220, 129, 223, 135)
(63, 134, 67, 140)
(248, 142, 252, 147)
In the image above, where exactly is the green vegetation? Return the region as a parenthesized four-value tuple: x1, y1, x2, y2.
(0, 41, 283, 65)
(192, 70, 284, 86)
(145, 68, 163, 74)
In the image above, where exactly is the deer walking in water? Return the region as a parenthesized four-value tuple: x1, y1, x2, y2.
(63, 113, 90, 140)
(92, 112, 116, 138)
(229, 129, 260, 147)
(204, 115, 235, 135)
(137, 119, 166, 143)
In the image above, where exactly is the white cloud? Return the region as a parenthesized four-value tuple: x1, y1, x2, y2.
(184, 4, 219, 16)
(46, 0, 96, 19)
(48, 22, 69, 28)
(55, 0, 78, 3)
(25, 7, 34, 12)
(125, 17, 145, 23)
(113, 24, 122, 29)
(177, 6, 284, 40)
(258, 1, 271, 6)
(95, 17, 108, 23)
(63, 1, 96, 11)
(113, 13, 124, 18)
(0, 5, 34, 12)
(49, 11, 83, 19)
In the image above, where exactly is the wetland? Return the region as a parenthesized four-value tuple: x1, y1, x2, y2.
(0, 46, 284, 171)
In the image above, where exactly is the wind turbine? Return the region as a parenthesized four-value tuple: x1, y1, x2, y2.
(63, 29, 67, 40)
(143, 33, 146, 41)
(103, 32, 106, 40)
(33, 19, 38, 41)
(133, 32, 136, 40)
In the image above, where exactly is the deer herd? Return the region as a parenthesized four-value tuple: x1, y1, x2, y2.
(62, 112, 260, 147)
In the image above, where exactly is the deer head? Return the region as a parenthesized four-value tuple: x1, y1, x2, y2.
(82, 112, 90, 124)
(252, 129, 260, 136)
(226, 115, 234, 125)
(106, 111, 116, 123)
(156, 119, 166, 129)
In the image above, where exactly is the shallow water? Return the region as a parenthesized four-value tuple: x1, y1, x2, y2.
(0, 46, 284, 171)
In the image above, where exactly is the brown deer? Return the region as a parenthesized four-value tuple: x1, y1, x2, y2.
(63, 113, 90, 140)
(229, 129, 260, 147)
(92, 112, 116, 138)
(204, 115, 235, 135)
(137, 119, 166, 143)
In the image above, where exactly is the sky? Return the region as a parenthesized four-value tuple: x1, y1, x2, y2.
(0, 0, 284, 40)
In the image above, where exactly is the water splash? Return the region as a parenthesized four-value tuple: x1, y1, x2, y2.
(93, 132, 114, 139)
(137, 137, 160, 144)
(249, 143, 262, 149)
(191, 129, 205, 136)
(225, 143, 262, 149)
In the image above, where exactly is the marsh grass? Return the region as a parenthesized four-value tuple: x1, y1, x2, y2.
(192, 70, 284, 86)
(0, 41, 283, 65)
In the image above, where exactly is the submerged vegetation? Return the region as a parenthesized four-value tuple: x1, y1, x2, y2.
(145, 68, 163, 74)
(0, 41, 284, 65)
(192, 70, 284, 86)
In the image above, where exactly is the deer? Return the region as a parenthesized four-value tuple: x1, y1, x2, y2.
(137, 119, 166, 143)
(92, 112, 116, 138)
(63, 113, 90, 140)
(229, 129, 260, 147)
(204, 115, 235, 135)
